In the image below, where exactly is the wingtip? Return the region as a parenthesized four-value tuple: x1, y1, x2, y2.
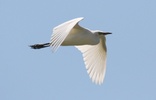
(74, 17, 84, 21)
(79, 17, 84, 19)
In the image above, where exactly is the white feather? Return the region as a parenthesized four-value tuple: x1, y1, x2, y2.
(49, 17, 110, 84)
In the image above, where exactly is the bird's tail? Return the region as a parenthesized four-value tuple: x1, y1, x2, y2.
(29, 43, 50, 49)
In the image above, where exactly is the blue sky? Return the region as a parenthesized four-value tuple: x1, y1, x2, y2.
(1, 0, 156, 100)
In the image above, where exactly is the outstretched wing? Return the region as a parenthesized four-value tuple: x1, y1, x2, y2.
(50, 17, 84, 52)
(75, 36, 107, 85)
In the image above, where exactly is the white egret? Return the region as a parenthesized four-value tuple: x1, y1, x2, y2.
(30, 17, 111, 85)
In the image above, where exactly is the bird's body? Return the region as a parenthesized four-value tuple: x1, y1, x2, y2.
(61, 25, 99, 46)
(30, 17, 111, 85)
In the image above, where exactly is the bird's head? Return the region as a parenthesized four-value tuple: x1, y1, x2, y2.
(92, 30, 112, 35)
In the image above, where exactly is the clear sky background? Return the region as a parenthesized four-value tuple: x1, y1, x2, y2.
(1, 0, 156, 100)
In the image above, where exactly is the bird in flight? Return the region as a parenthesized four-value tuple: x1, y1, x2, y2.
(30, 17, 111, 85)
